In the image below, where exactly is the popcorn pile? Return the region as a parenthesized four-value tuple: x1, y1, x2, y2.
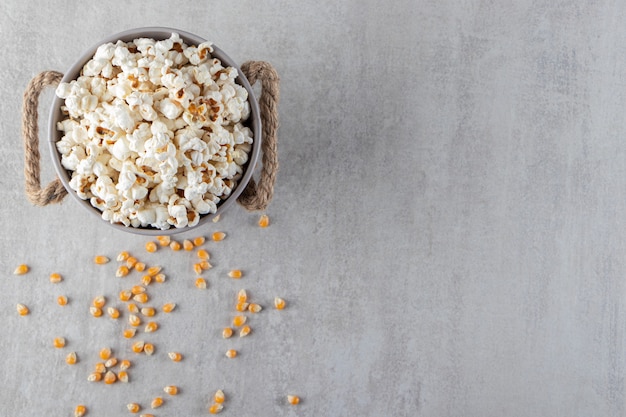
(55, 33, 254, 229)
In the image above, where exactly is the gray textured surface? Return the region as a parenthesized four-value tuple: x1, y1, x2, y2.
(2, 1, 626, 416)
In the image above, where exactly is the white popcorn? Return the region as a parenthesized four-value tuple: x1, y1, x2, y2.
(55, 33, 253, 230)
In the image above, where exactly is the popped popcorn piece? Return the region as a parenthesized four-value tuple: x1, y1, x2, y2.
(56, 33, 253, 230)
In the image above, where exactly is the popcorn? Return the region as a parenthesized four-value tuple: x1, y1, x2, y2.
(56, 33, 253, 230)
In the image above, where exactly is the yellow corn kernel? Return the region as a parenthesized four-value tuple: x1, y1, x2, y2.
(140, 414, 155, 417)
(274, 297, 286, 310)
(126, 256, 138, 269)
(87, 371, 102, 382)
(212, 214, 221, 223)
(222, 327, 233, 339)
(197, 249, 210, 260)
(127, 303, 139, 314)
(116, 265, 130, 278)
(163, 385, 178, 395)
(117, 251, 130, 261)
(145, 241, 158, 253)
(141, 307, 156, 317)
(154, 273, 166, 283)
(193, 236, 206, 246)
(94, 255, 109, 265)
(49, 272, 62, 283)
(133, 293, 149, 304)
(144, 343, 155, 356)
(94, 362, 106, 374)
(119, 359, 131, 370)
(99, 347, 111, 360)
(168, 352, 182, 362)
(65, 352, 77, 365)
(156, 235, 171, 246)
(123, 328, 137, 339)
(183, 239, 194, 251)
(107, 307, 120, 319)
(57, 295, 68, 306)
(105, 358, 118, 368)
(92, 295, 106, 308)
(53, 337, 66, 348)
(89, 306, 103, 317)
(169, 241, 181, 251)
(127, 403, 140, 413)
(104, 370, 117, 384)
(146, 266, 162, 277)
(131, 285, 146, 295)
(16, 303, 29, 316)
(232, 315, 247, 327)
(248, 303, 262, 313)
(235, 302, 249, 312)
(214, 389, 225, 404)
(128, 314, 141, 327)
(212, 232, 226, 241)
(162, 302, 176, 313)
(209, 403, 224, 414)
(144, 322, 158, 333)
(195, 277, 207, 289)
(131, 341, 145, 353)
(119, 289, 132, 302)
(237, 289, 248, 303)
(228, 269, 242, 279)
(239, 325, 251, 337)
(118, 370, 129, 383)
(287, 395, 300, 405)
(225, 349, 237, 359)
(141, 275, 152, 286)
(74, 404, 87, 417)
(199, 260, 212, 270)
(193, 263, 203, 275)
(134, 262, 146, 272)
(151, 396, 164, 409)
(258, 214, 270, 228)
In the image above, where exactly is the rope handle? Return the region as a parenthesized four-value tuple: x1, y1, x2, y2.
(21, 61, 279, 211)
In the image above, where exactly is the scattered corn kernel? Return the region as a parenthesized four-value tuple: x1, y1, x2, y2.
(126, 257, 138, 269)
(163, 385, 178, 395)
(151, 397, 164, 409)
(168, 352, 182, 362)
(53, 337, 66, 348)
(228, 269, 242, 279)
(162, 303, 176, 313)
(117, 251, 130, 262)
(131, 285, 146, 295)
(105, 357, 118, 368)
(128, 314, 141, 327)
(144, 343, 155, 355)
(222, 327, 233, 339)
(239, 325, 251, 337)
(119, 289, 132, 302)
(89, 306, 103, 317)
(94, 255, 109, 265)
(74, 404, 87, 417)
(156, 235, 171, 246)
(146, 266, 162, 277)
(258, 214, 270, 228)
(144, 322, 158, 333)
(237, 289, 248, 303)
(233, 315, 247, 327)
(193, 263, 203, 275)
(141, 275, 152, 286)
(212, 214, 221, 223)
(94, 362, 106, 374)
(133, 293, 149, 303)
(57, 295, 68, 306)
(107, 307, 120, 319)
(66, 352, 77, 365)
(116, 265, 130, 278)
(154, 273, 166, 283)
(104, 370, 117, 384)
(127, 303, 139, 314)
(248, 303, 262, 313)
(134, 262, 146, 272)
(127, 403, 140, 413)
(92, 295, 106, 308)
(87, 372, 102, 382)
(49, 272, 62, 283)
(274, 297, 286, 310)
(235, 302, 249, 312)
(197, 249, 210, 260)
(214, 389, 225, 404)
(193, 236, 206, 246)
(119, 359, 131, 370)
(183, 239, 194, 251)
(195, 278, 207, 289)
(141, 307, 156, 317)
(123, 328, 137, 338)
(118, 370, 129, 382)
(99, 347, 111, 360)
(212, 232, 226, 241)
(145, 241, 158, 253)
(169, 241, 181, 251)
(16, 303, 29, 316)
(287, 395, 300, 405)
(225, 349, 238, 358)
(209, 403, 224, 414)
(199, 260, 212, 270)
(139, 414, 154, 417)
(131, 341, 145, 353)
